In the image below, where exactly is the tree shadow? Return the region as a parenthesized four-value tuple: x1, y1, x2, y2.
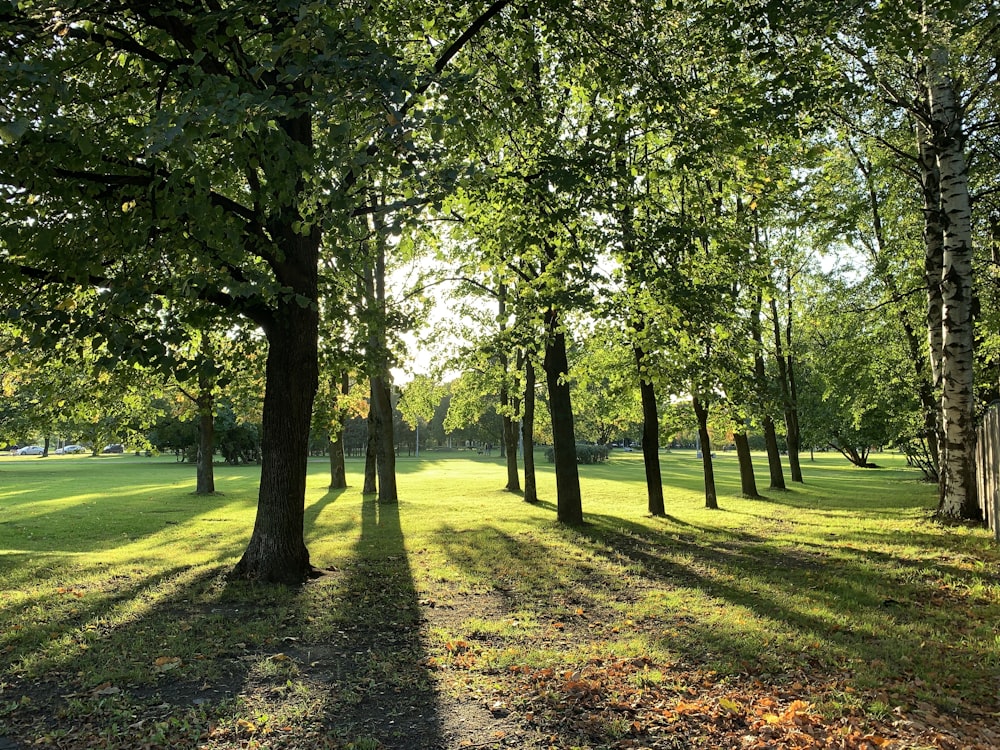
(430, 511, 999, 747)
(303, 496, 445, 747)
(1, 494, 453, 749)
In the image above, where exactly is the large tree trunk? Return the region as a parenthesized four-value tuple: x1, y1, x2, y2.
(543, 308, 582, 524)
(927, 39, 979, 519)
(195, 391, 215, 495)
(734, 429, 760, 499)
(328, 372, 348, 490)
(692, 395, 718, 510)
(231, 288, 319, 583)
(634, 344, 665, 516)
(522, 355, 538, 504)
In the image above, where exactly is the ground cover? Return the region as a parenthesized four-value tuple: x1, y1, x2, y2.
(0, 450, 997, 749)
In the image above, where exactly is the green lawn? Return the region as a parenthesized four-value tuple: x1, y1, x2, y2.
(1, 450, 997, 749)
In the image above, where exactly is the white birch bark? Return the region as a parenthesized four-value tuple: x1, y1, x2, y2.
(926, 38, 978, 519)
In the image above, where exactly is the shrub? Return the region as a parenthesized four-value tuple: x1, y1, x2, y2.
(544, 444, 610, 464)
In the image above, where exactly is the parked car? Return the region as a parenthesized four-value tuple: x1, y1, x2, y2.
(56, 444, 86, 455)
(102, 443, 124, 454)
(15, 445, 43, 455)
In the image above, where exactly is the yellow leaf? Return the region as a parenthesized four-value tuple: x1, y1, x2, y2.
(718, 697, 741, 714)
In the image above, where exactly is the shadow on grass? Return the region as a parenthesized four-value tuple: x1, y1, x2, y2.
(431, 509, 999, 750)
(573, 512, 1000, 705)
(300, 497, 444, 747)
(1, 492, 447, 749)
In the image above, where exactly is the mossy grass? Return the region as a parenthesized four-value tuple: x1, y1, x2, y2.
(1, 449, 997, 748)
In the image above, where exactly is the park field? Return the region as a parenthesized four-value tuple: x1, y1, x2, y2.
(0, 450, 998, 749)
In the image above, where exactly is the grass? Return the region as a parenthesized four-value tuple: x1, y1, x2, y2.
(1, 449, 998, 749)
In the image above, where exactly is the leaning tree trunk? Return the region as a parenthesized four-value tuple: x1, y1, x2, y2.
(231, 266, 319, 582)
(634, 344, 665, 516)
(927, 40, 979, 519)
(543, 308, 582, 524)
(734, 428, 760, 499)
(521, 355, 538, 504)
(692, 394, 718, 510)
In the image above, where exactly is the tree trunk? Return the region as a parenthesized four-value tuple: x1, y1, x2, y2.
(901, 314, 941, 481)
(42, 435, 50, 458)
(543, 308, 582, 524)
(372, 374, 398, 504)
(328, 433, 346, 489)
(734, 429, 760, 498)
(363, 402, 377, 494)
(771, 295, 803, 483)
(634, 344, 665, 516)
(692, 395, 718, 509)
(522, 354, 538, 504)
(369, 210, 399, 505)
(784, 293, 804, 483)
(503, 413, 520, 491)
(752, 290, 785, 489)
(195, 391, 215, 495)
(498, 288, 520, 491)
(328, 372, 349, 489)
(231, 288, 318, 583)
(927, 39, 979, 519)
(762, 416, 785, 490)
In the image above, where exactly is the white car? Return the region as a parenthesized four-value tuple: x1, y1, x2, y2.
(59, 444, 87, 454)
(15, 445, 43, 455)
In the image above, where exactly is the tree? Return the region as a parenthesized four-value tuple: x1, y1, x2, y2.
(0, 2, 512, 581)
(398, 375, 443, 458)
(814, 0, 998, 516)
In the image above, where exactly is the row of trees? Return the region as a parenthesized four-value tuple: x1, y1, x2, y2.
(2, 1, 997, 581)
